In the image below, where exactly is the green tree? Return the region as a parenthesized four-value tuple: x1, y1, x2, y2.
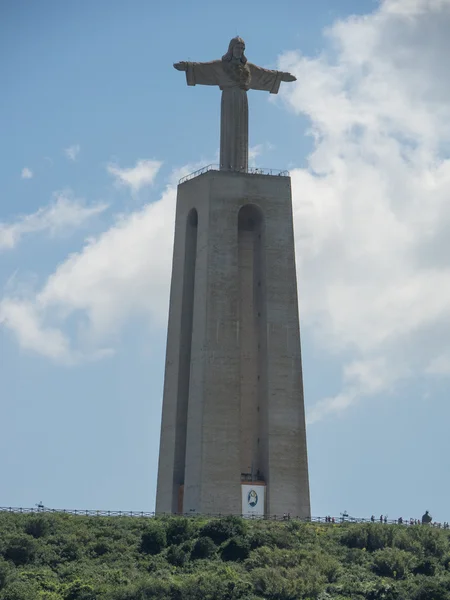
(0, 580, 40, 600)
(199, 516, 246, 545)
(191, 537, 216, 560)
(409, 577, 450, 600)
(139, 524, 167, 555)
(4, 535, 37, 566)
(165, 518, 193, 545)
(372, 548, 411, 579)
(24, 516, 51, 539)
(0, 560, 9, 591)
(167, 544, 188, 567)
(0, 511, 450, 600)
(221, 537, 250, 562)
(413, 556, 437, 576)
(64, 580, 97, 600)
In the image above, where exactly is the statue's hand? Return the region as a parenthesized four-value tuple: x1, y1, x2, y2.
(174, 62, 188, 72)
(281, 72, 296, 83)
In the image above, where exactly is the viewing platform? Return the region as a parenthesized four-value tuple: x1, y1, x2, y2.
(178, 164, 290, 185)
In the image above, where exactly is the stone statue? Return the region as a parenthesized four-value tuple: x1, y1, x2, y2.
(422, 510, 432, 524)
(174, 37, 296, 172)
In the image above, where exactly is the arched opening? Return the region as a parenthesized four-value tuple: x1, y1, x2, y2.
(173, 208, 198, 504)
(238, 204, 267, 484)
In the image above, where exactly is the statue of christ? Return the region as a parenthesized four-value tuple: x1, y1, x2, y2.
(174, 37, 296, 172)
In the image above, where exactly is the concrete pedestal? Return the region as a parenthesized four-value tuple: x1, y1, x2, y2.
(155, 169, 310, 518)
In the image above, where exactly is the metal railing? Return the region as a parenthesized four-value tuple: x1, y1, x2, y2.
(0, 506, 447, 527)
(178, 164, 290, 185)
(0, 507, 155, 518)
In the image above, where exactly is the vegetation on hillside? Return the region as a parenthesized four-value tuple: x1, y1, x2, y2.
(1, 511, 450, 599)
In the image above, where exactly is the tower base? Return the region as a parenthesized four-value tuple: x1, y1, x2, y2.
(156, 169, 310, 518)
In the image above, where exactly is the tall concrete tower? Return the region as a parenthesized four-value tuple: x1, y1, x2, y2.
(156, 37, 310, 518)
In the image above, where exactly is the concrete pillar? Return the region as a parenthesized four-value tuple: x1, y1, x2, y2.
(155, 169, 310, 518)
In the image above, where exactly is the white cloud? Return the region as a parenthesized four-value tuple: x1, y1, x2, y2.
(248, 143, 274, 166)
(3, 0, 450, 429)
(276, 0, 450, 422)
(0, 191, 108, 251)
(0, 156, 211, 362)
(21, 167, 33, 179)
(307, 358, 406, 424)
(0, 300, 71, 362)
(65, 144, 80, 161)
(0, 183, 176, 362)
(107, 159, 162, 193)
(425, 353, 450, 376)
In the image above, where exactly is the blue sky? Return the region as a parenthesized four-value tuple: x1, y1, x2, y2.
(2, 0, 450, 523)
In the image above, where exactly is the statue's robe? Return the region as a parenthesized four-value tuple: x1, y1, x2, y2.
(184, 61, 283, 171)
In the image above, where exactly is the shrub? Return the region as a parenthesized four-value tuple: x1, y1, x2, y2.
(64, 580, 96, 600)
(419, 529, 447, 558)
(24, 516, 51, 539)
(166, 544, 188, 567)
(191, 536, 216, 560)
(179, 571, 252, 600)
(408, 577, 450, 600)
(342, 547, 369, 566)
(4, 535, 37, 566)
(340, 526, 368, 550)
(413, 557, 437, 576)
(0, 580, 40, 600)
(1, 512, 450, 600)
(140, 524, 167, 555)
(199, 516, 246, 545)
(366, 525, 395, 551)
(267, 527, 298, 550)
(56, 536, 82, 562)
(109, 578, 176, 600)
(286, 520, 319, 544)
(365, 581, 400, 600)
(90, 540, 111, 557)
(221, 536, 250, 562)
(393, 530, 421, 554)
(251, 566, 304, 599)
(6, 566, 59, 594)
(165, 518, 192, 546)
(340, 524, 394, 552)
(372, 548, 411, 579)
(248, 528, 272, 550)
(0, 560, 9, 591)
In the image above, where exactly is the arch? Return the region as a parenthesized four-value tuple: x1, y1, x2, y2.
(173, 208, 198, 500)
(187, 207, 198, 228)
(238, 202, 263, 231)
(237, 203, 267, 485)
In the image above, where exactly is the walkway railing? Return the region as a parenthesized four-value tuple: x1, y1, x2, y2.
(178, 164, 290, 185)
(0, 506, 447, 528)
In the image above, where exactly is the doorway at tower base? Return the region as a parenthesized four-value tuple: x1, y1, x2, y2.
(241, 482, 266, 518)
(178, 485, 184, 514)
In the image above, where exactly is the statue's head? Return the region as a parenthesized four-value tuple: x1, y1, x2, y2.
(222, 37, 247, 64)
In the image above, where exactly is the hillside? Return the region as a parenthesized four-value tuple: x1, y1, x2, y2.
(1, 512, 450, 599)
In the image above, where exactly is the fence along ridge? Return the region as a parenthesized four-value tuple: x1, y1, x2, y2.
(0, 506, 444, 526)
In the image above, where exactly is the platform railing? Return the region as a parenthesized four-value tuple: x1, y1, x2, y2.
(0, 506, 447, 527)
(178, 164, 290, 185)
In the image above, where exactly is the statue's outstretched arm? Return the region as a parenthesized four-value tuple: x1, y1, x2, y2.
(173, 60, 222, 87)
(249, 63, 296, 94)
(174, 62, 187, 71)
(281, 72, 296, 82)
